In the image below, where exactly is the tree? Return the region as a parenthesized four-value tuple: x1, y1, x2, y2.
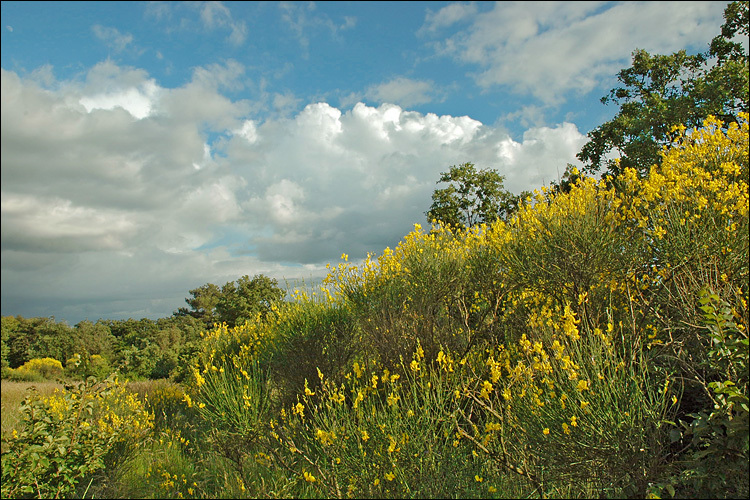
(215, 274, 285, 327)
(176, 274, 285, 328)
(578, 1, 749, 178)
(73, 320, 116, 360)
(176, 282, 222, 327)
(426, 162, 521, 228)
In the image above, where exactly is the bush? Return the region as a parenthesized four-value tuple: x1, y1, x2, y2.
(666, 291, 749, 498)
(1, 376, 153, 499)
(185, 115, 748, 498)
(6, 357, 64, 382)
(266, 347, 489, 499)
(65, 353, 112, 380)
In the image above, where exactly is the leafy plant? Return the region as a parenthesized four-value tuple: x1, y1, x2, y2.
(1, 376, 153, 499)
(668, 290, 749, 497)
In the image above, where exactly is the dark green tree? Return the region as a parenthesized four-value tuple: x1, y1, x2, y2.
(30, 319, 76, 365)
(215, 274, 285, 327)
(578, 0, 749, 178)
(426, 162, 521, 228)
(176, 282, 222, 327)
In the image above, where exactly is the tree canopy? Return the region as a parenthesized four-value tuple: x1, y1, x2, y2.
(426, 162, 525, 228)
(177, 274, 285, 328)
(577, 0, 749, 178)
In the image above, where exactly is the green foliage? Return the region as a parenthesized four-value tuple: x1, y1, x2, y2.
(178, 282, 223, 327)
(65, 353, 112, 381)
(267, 350, 490, 499)
(181, 355, 280, 497)
(178, 274, 286, 328)
(2, 316, 75, 371)
(216, 274, 286, 327)
(465, 308, 676, 498)
(115, 339, 160, 380)
(144, 381, 202, 437)
(665, 291, 749, 498)
(426, 162, 523, 228)
(1, 376, 153, 499)
(190, 114, 746, 498)
(496, 174, 638, 333)
(578, 1, 749, 178)
(73, 320, 116, 360)
(263, 298, 358, 406)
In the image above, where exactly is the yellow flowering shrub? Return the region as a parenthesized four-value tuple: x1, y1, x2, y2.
(6, 357, 64, 381)
(187, 115, 747, 498)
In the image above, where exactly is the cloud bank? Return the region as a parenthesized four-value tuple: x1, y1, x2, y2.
(1, 60, 587, 322)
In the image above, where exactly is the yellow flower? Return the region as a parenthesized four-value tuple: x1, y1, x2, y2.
(480, 380, 493, 399)
(576, 379, 589, 392)
(293, 402, 305, 418)
(304, 471, 316, 483)
(562, 422, 570, 435)
(475, 475, 483, 483)
(387, 392, 400, 406)
(570, 415, 578, 427)
(543, 428, 550, 436)
(385, 472, 395, 481)
(387, 435, 398, 453)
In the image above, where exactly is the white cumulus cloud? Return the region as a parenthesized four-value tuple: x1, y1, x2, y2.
(1, 62, 589, 322)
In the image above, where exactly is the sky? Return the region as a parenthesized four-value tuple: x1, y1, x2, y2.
(0, 1, 733, 325)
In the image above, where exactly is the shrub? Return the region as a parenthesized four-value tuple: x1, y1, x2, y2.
(666, 291, 749, 498)
(263, 296, 358, 405)
(260, 347, 491, 499)
(65, 353, 112, 380)
(1, 376, 154, 499)
(6, 357, 64, 382)
(185, 114, 748, 498)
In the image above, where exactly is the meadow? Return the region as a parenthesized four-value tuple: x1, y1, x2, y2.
(1, 115, 748, 499)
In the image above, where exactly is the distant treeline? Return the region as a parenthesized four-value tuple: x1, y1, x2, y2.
(1, 274, 285, 381)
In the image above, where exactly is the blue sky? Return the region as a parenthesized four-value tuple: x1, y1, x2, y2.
(0, 1, 732, 325)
